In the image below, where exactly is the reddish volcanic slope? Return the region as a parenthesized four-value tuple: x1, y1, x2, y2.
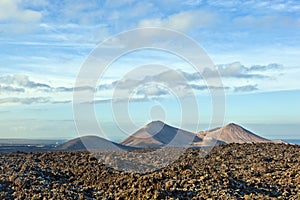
(197, 123, 271, 144)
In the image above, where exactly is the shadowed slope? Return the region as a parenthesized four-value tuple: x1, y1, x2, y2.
(120, 121, 202, 148)
(56, 135, 134, 151)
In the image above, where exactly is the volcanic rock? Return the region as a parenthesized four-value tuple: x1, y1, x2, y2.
(0, 143, 299, 199)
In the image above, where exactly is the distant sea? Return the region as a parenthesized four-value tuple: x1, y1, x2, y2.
(282, 139, 300, 145)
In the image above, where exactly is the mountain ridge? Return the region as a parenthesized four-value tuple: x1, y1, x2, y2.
(57, 121, 285, 150)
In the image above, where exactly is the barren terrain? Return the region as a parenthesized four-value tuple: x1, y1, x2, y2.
(0, 143, 299, 199)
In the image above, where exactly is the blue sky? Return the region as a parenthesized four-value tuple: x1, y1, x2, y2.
(0, 0, 299, 140)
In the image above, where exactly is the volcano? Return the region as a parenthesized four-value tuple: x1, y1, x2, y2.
(120, 120, 202, 148)
(197, 123, 271, 144)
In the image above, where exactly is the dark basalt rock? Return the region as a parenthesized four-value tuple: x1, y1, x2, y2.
(0, 143, 299, 199)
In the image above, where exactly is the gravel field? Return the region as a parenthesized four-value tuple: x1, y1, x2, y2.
(0, 143, 299, 199)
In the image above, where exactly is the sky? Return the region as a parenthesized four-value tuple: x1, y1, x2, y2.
(0, 0, 299, 140)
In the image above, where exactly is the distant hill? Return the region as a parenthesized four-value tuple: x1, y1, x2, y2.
(197, 123, 272, 144)
(57, 122, 285, 151)
(120, 121, 202, 148)
(56, 135, 133, 151)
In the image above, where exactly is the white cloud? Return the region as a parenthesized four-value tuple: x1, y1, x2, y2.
(0, 97, 50, 105)
(234, 84, 258, 93)
(96, 62, 291, 98)
(136, 85, 169, 97)
(0, 74, 68, 105)
(139, 10, 215, 32)
(183, 0, 203, 6)
(233, 15, 300, 30)
(0, 85, 25, 93)
(0, 61, 296, 105)
(248, 0, 300, 12)
(0, 75, 51, 89)
(208, 0, 241, 7)
(0, 0, 42, 22)
(196, 62, 271, 79)
(104, 0, 136, 8)
(207, 0, 300, 12)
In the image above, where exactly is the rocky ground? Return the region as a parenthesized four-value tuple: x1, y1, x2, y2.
(0, 143, 299, 199)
